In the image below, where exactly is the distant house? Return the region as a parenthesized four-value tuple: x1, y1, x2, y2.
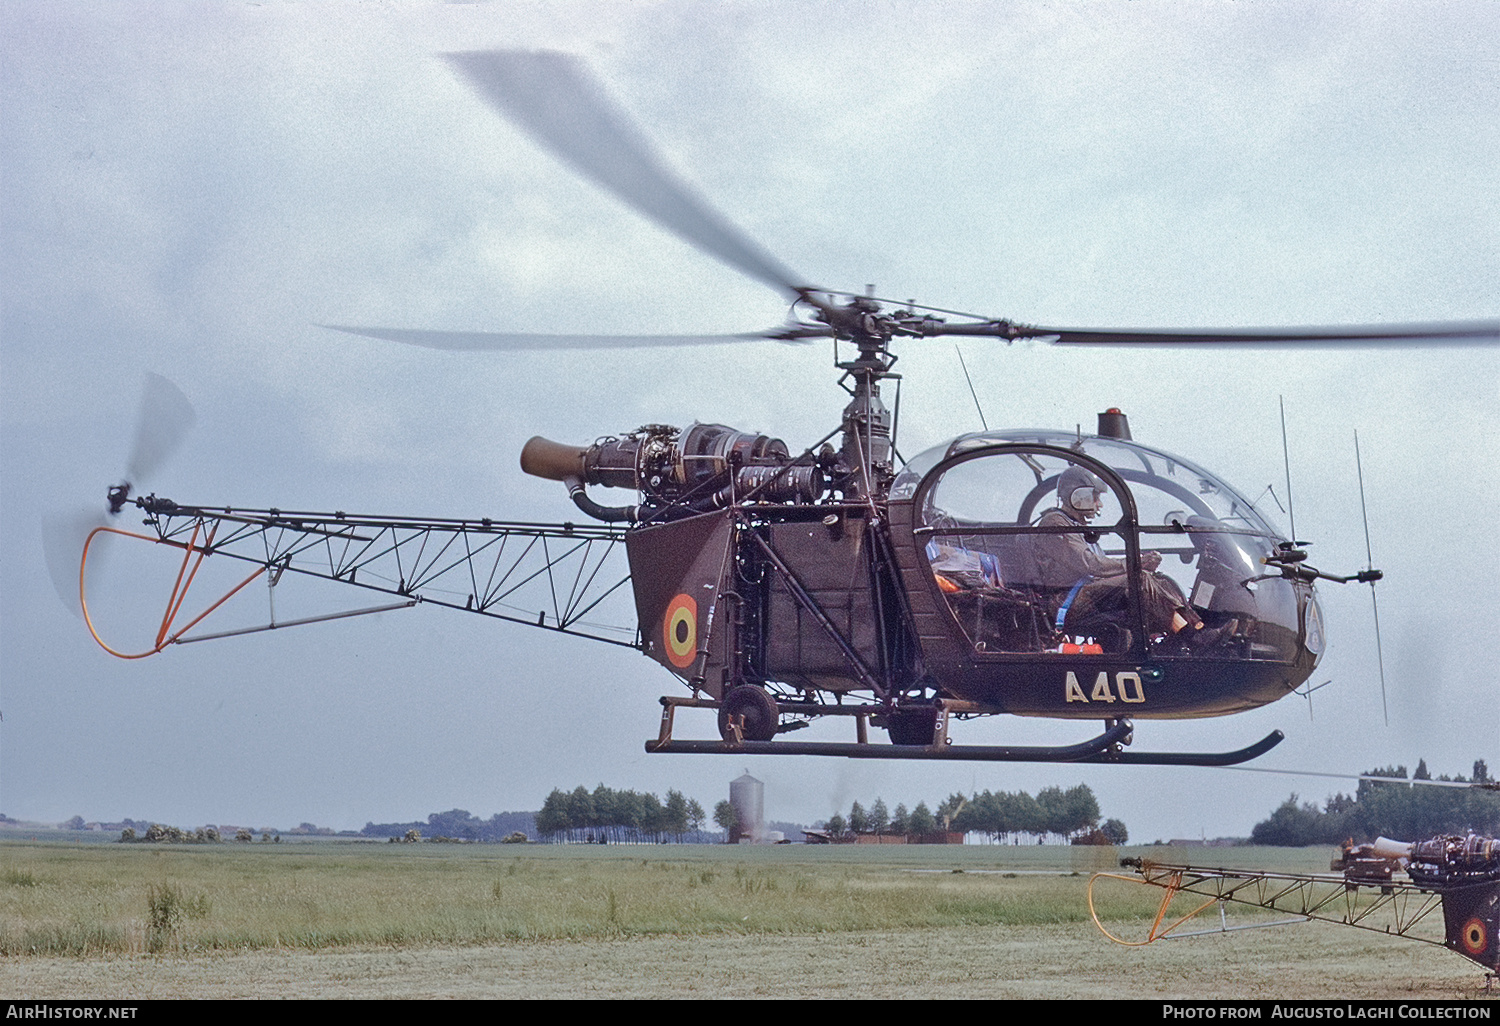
(805, 829, 964, 845)
(855, 831, 963, 845)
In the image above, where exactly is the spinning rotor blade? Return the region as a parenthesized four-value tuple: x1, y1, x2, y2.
(42, 509, 105, 617)
(1354, 430, 1390, 728)
(350, 53, 1497, 356)
(324, 324, 830, 351)
(447, 51, 813, 300)
(41, 373, 197, 617)
(1013, 320, 1500, 347)
(127, 372, 197, 484)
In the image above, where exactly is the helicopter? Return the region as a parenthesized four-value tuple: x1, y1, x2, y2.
(75, 51, 1500, 768)
(1090, 832, 1500, 978)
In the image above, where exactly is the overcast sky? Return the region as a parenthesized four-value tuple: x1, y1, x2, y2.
(2, 1, 1496, 842)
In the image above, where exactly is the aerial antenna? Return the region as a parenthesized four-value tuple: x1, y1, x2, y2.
(1250, 483, 1287, 516)
(1294, 679, 1333, 722)
(1355, 430, 1389, 727)
(1279, 396, 1297, 544)
(954, 345, 988, 431)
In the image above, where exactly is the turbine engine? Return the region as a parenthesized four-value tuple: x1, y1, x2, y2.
(521, 423, 823, 522)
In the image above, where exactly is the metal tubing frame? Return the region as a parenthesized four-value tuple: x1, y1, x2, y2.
(94, 503, 637, 653)
(1089, 871, 1223, 947)
(81, 522, 272, 658)
(1092, 859, 1450, 953)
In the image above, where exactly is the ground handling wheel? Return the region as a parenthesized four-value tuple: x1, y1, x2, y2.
(717, 685, 780, 742)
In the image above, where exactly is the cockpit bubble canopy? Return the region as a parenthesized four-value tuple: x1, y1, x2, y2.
(895, 429, 1309, 663)
(893, 429, 1284, 541)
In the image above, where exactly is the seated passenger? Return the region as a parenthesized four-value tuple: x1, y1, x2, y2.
(927, 537, 1045, 653)
(1033, 467, 1232, 649)
(926, 539, 1002, 593)
(1183, 514, 1261, 621)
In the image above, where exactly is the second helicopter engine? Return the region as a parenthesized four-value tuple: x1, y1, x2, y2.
(521, 423, 823, 522)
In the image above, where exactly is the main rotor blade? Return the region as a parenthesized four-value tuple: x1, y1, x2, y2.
(126, 372, 196, 485)
(324, 324, 830, 351)
(1016, 320, 1500, 347)
(446, 50, 812, 299)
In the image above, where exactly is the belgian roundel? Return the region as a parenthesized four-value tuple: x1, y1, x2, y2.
(663, 594, 698, 669)
(1461, 917, 1488, 956)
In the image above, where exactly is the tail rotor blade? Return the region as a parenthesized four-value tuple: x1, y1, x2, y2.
(46, 372, 195, 617)
(1354, 430, 1389, 727)
(1368, 587, 1389, 728)
(126, 372, 196, 486)
(42, 510, 107, 618)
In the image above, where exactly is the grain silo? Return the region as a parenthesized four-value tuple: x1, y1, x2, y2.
(729, 772, 764, 843)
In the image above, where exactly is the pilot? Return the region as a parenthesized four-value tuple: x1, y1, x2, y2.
(1033, 467, 1227, 648)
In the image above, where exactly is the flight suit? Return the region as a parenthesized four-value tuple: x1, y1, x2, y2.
(1032, 507, 1190, 638)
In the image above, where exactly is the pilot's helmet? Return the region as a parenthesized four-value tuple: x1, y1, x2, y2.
(1058, 466, 1107, 520)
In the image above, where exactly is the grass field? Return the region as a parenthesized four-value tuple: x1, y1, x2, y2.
(2, 839, 1494, 999)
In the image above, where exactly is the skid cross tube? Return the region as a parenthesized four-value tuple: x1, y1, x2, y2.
(647, 696, 1281, 764)
(647, 705, 1135, 761)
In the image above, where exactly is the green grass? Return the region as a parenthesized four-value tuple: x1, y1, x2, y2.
(0, 839, 1344, 956)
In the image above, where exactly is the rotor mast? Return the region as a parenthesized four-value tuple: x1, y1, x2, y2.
(806, 288, 931, 503)
(833, 293, 896, 502)
(808, 288, 991, 503)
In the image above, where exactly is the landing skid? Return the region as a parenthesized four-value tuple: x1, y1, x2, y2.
(1076, 731, 1283, 766)
(644, 695, 1284, 766)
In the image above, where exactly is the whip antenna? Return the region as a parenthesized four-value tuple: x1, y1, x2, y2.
(1279, 396, 1296, 544)
(955, 344, 988, 431)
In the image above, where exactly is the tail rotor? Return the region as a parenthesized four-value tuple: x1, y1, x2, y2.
(41, 373, 196, 616)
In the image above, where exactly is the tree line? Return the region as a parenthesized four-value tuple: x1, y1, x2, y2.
(361, 808, 537, 842)
(824, 784, 1126, 844)
(534, 785, 708, 843)
(1250, 759, 1499, 846)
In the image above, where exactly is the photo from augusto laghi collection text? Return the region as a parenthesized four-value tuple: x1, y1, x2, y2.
(1161, 1006, 1493, 1020)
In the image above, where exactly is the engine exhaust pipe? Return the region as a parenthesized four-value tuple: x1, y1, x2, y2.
(520, 436, 588, 482)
